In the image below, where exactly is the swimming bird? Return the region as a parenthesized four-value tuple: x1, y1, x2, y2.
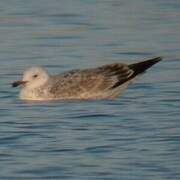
(12, 57, 162, 101)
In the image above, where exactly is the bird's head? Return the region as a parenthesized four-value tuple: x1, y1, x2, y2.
(12, 67, 49, 89)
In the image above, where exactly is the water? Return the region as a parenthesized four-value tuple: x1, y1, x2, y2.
(0, 0, 180, 179)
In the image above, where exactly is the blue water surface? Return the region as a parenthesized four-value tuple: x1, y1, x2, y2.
(0, 0, 180, 179)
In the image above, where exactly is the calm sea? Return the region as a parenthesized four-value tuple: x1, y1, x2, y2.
(0, 0, 180, 179)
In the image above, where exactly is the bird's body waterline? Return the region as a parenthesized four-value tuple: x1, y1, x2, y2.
(12, 57, 162, 101)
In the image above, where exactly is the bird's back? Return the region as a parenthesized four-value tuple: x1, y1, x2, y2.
(45, 63, 132, 99)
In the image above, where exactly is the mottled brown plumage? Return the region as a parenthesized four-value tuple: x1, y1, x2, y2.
(12, 57, 162, 100)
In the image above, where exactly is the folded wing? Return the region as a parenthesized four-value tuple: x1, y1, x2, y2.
(48, 63, 133, 97)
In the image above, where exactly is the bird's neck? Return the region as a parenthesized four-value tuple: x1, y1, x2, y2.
(20, 87, 43, 100)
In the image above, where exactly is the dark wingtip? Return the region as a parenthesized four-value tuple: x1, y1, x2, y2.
(149, 56, 163, 63)
(128, 56, 163, 76)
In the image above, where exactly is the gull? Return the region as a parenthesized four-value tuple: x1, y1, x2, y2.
(12, 57, 162, 101)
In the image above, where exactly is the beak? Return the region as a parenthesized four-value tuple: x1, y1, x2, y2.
(12, 80, 28, 87)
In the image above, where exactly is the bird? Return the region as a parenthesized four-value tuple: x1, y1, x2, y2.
(12, 57, 162, 101)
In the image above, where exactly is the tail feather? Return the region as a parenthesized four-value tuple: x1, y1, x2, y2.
(128, 57, 162, 77)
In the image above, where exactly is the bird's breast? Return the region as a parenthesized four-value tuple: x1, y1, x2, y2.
(20, 88, 45, 100)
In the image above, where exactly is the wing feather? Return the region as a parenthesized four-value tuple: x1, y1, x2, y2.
(48, 63, 134, 97)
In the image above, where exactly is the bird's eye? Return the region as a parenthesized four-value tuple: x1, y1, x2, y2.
(33, 74, 38, 78)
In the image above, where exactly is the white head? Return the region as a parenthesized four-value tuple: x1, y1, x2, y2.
(12, 67, 49, 89)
